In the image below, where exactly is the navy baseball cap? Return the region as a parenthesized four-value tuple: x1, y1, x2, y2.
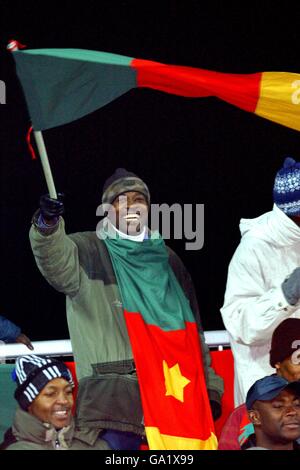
(246, 375, 300, 410)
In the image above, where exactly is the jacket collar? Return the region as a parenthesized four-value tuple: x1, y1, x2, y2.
(12, 407, 76, 449)
(240, 204, 300, 248)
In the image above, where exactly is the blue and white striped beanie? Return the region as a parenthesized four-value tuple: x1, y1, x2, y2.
(13, 355, 74, 410)
(273, 156, 300, 216)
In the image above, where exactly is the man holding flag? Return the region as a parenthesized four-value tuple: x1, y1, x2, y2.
(9, 42, 224, 449)
(29, 168, 223, 450)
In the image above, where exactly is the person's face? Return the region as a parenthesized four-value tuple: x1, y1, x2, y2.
(110, 191, 149, 235)
(249, 388, 300, 447)
(276, 355, 300, 382)
(28, 378, 74, 429)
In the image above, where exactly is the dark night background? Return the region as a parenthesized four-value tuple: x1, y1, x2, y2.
(1, 1, 300, 341)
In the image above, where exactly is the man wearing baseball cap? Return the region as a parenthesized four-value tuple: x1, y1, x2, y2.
(244, 375, 300, 450)
(218, 317, 300, 450)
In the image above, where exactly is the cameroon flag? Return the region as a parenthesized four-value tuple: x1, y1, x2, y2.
(12, 47, 300, 132)
(103, 233, 217, 450)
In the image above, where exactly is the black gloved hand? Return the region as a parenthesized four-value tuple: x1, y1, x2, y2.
(210, 399, 222, 421)
(281, 267, 300, 306)
(40, 193, 65, 221)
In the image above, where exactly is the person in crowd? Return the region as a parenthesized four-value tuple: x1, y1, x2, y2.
(0, 354, 110, 450)
(0, 315, 33, 350)
(218, 318, 300, 449)
(243, 374, 300, 450)
(28, 167, 224, 450)
(221, 156, 300, 405)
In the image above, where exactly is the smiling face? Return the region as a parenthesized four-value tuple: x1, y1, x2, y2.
(28, 378, 74, 429)
(109, 191, 149, 236)
(249, 388, 300, 449)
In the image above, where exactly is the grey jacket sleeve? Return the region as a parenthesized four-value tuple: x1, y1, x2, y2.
(29, 214, 81, 297)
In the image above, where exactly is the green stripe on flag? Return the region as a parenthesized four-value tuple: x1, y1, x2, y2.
(103, 235, 195, 330)
(13, 49, 136, 130)
(18, 49, 133, 65)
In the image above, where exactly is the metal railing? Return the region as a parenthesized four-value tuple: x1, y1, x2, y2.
(0, 330, 230, 360)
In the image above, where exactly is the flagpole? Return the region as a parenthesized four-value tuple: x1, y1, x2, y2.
(7, 40, 57, 199)
(33, 131, 57, 199)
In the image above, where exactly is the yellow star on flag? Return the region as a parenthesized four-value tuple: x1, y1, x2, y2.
(163, 360, 191, 403)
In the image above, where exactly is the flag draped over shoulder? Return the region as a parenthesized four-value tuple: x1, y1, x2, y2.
(102, 232, 217, 450)
(12, 47, 300, 132)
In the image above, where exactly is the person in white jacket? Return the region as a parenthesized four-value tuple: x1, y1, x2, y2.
(221, 156, 300, 406)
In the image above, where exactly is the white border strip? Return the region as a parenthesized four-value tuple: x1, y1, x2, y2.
(0, 330, 230, 360)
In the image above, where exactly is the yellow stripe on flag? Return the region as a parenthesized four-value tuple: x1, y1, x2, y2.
(255, 72, 300, 132)
(145, 426, 218, 450)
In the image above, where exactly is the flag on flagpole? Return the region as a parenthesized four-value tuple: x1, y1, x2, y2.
(12, 47, 300, 132)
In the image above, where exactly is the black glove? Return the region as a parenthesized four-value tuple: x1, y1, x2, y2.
(281, 267, 300, 305)
(39, 193, 65, 221)
(210, 399, 222, 421)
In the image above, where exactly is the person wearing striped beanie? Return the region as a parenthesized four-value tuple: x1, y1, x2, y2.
(1, 355, 110, 450)
(14, 354, 74, 416)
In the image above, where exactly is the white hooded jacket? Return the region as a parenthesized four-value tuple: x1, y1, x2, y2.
(221, 204, 300, 405)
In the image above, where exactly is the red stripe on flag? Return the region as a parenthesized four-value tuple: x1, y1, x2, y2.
(124, 311, 214, 440)
(132, 58, 261, 113)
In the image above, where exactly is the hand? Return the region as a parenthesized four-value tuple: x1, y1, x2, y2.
(15, 333, 34, 351)
(40, 193, 65, 224)
(281, 267, 300, 305)
(210, 399, 222, 421)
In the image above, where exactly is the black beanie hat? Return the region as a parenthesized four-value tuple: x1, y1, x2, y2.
(269, 318, 300, 368)
(102, 168, 150, 206)
(13, 355, 74, 410)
